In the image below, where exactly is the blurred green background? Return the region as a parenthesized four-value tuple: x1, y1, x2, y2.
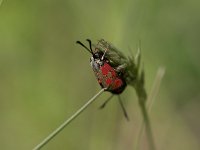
(0, 0, 200, 149)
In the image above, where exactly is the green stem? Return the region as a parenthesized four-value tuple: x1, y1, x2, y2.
(135, 67, 165, 150)
(138, 101, 156, 150)
(33, 88, 106, 150)
(135, 81, 156, 150)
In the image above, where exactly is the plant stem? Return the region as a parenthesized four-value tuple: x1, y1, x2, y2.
(33, 88, 106, 150)
(134, 67, 165, 150)
(147, 67, 165, 112)
(138, 100, 156, 150)
(134, 71, 156, 150)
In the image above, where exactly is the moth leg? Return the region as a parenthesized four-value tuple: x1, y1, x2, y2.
(99, 95, 114, 109)
(118, 95, 129, 121)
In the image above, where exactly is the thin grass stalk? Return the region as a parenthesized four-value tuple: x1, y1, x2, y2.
(33, 88, 106, 150)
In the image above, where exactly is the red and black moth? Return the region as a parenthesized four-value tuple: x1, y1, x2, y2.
(76, 39, 129, 120)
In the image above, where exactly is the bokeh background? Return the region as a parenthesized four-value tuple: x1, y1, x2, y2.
(0, 0, 200, 150)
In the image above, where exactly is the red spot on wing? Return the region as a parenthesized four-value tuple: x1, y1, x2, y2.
(101, 63, 110, 75)
(106, 78, 112, 85)
(101, 63, 117, 77)
(114, 79, 123, 89)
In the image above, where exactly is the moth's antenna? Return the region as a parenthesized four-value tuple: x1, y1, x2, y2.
(86, 39, 94, 54)
(76, 41, 92, 54)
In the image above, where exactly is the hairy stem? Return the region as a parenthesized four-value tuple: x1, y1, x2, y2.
(33, 88, 106, 150)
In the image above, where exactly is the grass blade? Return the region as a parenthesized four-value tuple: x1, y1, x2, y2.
(33, 88, 106, 150)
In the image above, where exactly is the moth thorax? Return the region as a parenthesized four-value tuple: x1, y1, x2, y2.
(90, 56, 104, 72)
